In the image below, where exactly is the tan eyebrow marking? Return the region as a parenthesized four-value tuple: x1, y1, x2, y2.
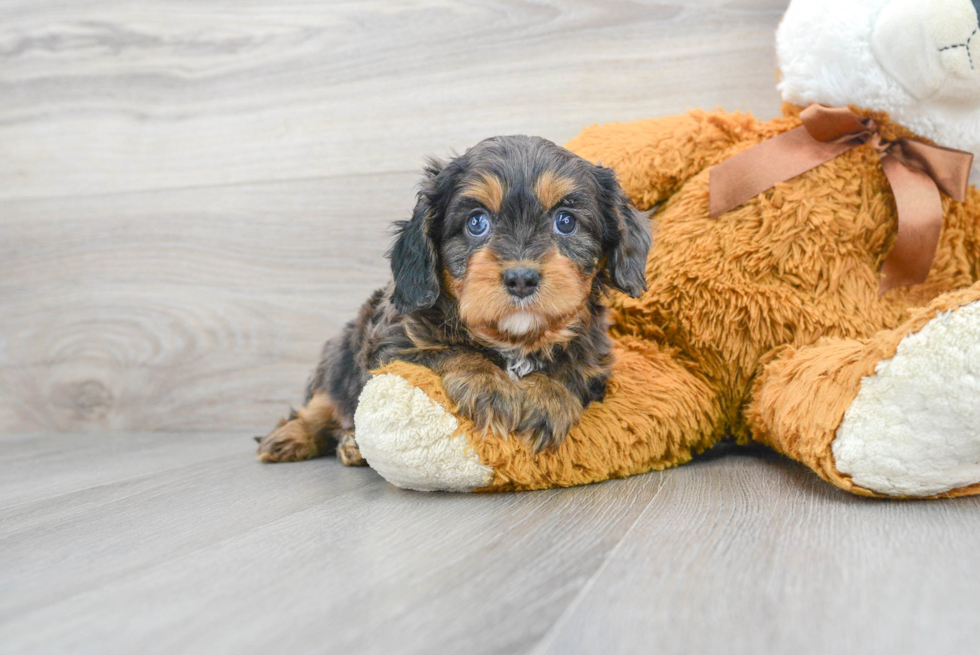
(534, 170, 579, 211)
(459, 172, 505, 214)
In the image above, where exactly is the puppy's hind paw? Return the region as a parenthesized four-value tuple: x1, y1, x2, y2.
(256, 418, 322, 463)
(337, 431, 368, 467)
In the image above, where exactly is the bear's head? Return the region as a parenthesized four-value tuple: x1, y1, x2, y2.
(777, 0, 980, 182)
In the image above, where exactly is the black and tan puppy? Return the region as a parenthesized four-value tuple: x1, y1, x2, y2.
(257, 135, 651, 466)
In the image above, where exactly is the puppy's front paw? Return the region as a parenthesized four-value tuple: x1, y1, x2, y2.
(517, 403, 578, 453)
(517, 375, 583, 453)
(256, 418, 321, 463)
(443, 367, 520, 438)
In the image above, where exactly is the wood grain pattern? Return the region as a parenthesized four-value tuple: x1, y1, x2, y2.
(533, 454, 980, 654)
(0, 0, 785, 432)
(0, 0, 786, 201)
(0, 175, 408, 431)
(2, 433, 979, 655)
(1, 431, 665, 654)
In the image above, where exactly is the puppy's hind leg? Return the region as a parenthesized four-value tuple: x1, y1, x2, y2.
(256, 392, 342, 463)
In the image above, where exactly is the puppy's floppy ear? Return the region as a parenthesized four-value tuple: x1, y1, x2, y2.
(390, 158, 449, 313)
(594, 165, 652, 298)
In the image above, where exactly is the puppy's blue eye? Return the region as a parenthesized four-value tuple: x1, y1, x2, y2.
(466, 212, 491, 237)
(553, 211, 576, 235)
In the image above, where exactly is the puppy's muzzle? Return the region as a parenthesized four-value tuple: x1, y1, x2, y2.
(503, 267, 540, 298)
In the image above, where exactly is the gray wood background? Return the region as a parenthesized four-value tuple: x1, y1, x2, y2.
(0, 0, 786, 433)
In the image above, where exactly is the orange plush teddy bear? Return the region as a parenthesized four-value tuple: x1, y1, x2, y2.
(352, 0, 980, 497)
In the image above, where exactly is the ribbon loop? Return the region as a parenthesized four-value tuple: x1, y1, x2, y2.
(896, 140, 972, 202)
(800, 104, 869, 143)
(708, 104, 975, 293)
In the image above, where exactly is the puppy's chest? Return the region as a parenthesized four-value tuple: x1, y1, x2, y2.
(502, 352, 542, 381)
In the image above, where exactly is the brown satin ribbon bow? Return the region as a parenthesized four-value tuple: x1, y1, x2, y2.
(708, 104, 974, 294)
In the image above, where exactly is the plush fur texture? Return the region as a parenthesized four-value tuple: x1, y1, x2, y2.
(354, 373, 494, 491)
(750, 283, 980, 498)
(833, 299, 980, 496)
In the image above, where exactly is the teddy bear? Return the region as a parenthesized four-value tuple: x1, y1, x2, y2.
(350, 0, 980, 498)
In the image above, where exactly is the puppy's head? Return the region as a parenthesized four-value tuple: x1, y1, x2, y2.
(390, 135, 651, 350)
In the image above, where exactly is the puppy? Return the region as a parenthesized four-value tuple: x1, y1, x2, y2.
(256, 135, 651, 466)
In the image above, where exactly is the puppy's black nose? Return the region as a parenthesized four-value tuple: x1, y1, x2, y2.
(503, 267, 540, 298)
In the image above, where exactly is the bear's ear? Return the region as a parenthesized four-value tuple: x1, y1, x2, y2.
(594, 165, 652, 298)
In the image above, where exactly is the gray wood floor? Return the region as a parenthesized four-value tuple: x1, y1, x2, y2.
(4, 432, 980, 655)
(5, 1, 980, 653)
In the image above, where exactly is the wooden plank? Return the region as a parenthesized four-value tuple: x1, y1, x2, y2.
(533, 452, 980, 655)
(1, 452, 381, 623)
(0, 430, 667, 654)
(0, 174, 409, 432)
(0, 0, 785, 201)
(0, 431, 253, 509)
(5, 435, 975, 655)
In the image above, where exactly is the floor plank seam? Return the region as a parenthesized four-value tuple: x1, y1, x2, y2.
(0, 450, 244, 515)
(2, 471, 380, 622)
(525, 470, 672, 654)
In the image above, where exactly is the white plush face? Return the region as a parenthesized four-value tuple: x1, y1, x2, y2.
(777, 0, 980, 182)
(873, 0, 980, 103)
